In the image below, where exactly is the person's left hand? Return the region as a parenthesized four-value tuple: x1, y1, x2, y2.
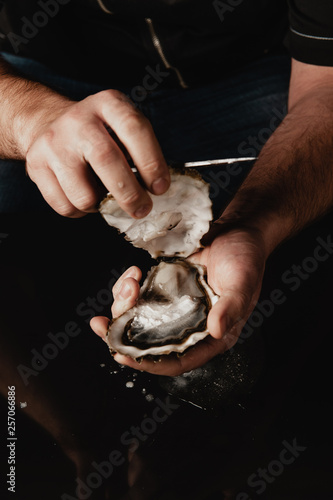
(90, 226, 267, 376)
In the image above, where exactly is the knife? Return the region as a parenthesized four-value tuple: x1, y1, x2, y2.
(106, 127, 257, 170)
(131, 156, 257, 173)
(177, 157, 257, 168)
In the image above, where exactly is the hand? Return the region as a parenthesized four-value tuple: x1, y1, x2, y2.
(90, 226, 267, 376)
(25, 90, 170, 217)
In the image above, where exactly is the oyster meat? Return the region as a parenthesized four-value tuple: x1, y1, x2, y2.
(99, 168, 212, 259)
(106, 260, 218, 359)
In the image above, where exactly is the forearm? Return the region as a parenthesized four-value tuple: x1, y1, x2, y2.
(220, 85, 333, 258)
(0, 56, 72, 160)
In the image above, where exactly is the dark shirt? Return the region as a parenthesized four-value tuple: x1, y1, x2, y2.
(0, 1, 332, 88)
(288, 0, 333, 66)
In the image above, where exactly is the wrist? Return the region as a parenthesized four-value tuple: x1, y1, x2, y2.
(17, 95, 73, 158)
(10, 81, 73, 158)
(218, 203, 293, 258)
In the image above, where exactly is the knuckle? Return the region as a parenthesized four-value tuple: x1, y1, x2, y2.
(32, 128, 59, 156)
(25, 147, 35, 165)
(74, 192, 99, 212)
(26, 152, 46, 180)
(56, 203, 81, 218)
(43, 188, 79, 217)
(89, 142, 117, 167)
(98, 89, 120, 101)
(25, 158, 35, 179)
(63, 151, 81, 170)
(112, 267, 137, 296)
(41, 128, 56, 147)
(79, 123, 103, 146)
(29, 131, 52, 155)
(91, 89, 122, 108)
(120, 189, 142, 207)
(111, 304, 122, 319)
(140, 158, 164, 175)
(98, 88, 133, 105)
(95, 143, 116, 164)
(112, 274, 128, 296)
(112, 281, 121, 296)
(118, 112, 145, 136)
(63, 103, 86, 123)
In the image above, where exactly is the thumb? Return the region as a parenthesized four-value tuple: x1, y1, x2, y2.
(207, 289, 254, 340)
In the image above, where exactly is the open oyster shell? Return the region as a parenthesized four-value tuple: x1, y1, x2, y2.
(106, 260, 218, 359)
(99, 167, 217, 358)
(99, 168, 212, 259)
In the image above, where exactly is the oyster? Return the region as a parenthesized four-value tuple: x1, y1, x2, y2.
(99, 167, 217, 358)
(106, 260, 218, 359)
(99, 168, 212, 259)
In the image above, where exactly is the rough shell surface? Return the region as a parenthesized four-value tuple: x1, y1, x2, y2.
(106, 260, 219, 359)
(99, 169, 212, 259)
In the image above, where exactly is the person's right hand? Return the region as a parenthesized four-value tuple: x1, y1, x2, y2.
(25, 90, 170, 217)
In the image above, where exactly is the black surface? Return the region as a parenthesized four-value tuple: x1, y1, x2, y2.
(1, 209, 333, 500)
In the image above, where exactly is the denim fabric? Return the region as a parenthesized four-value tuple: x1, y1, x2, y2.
(0, 51, 290, 215)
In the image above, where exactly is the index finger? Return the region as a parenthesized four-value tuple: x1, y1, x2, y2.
(80, 123, 154, 218)
(96, 90, 170, 195)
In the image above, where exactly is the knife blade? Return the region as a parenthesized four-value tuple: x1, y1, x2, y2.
(181, 157, 257, 168)
(130, 156, 257, 173)
(106, 126, 257, 170)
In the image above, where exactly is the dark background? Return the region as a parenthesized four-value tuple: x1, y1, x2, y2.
(1, 207, 333, 500)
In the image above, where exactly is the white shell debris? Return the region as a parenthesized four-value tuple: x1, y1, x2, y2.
(106, 260, 218, 359)
(99, 169, 212, 258)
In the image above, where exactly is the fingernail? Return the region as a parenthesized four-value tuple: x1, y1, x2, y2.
(134, 204, 151, 218)
(152, 177, 169, 195)
(113, 268, 137, 294)
(119, 282, 132, 300)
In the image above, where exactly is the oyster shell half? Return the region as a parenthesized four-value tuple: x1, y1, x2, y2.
(99, 168, 212, 259)
(106, 260, 219, 359)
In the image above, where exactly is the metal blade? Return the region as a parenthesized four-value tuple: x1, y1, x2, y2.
(130, 157, 257, 174)
(183, 157, 257, 168)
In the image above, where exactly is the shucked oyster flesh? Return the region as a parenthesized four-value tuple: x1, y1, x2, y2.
(99, 168, 212, 259)
(106, 260, 219, 359)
